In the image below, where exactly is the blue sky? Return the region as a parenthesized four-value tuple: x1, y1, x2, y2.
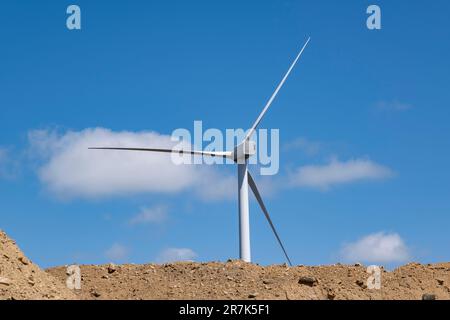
(1, 1, 449, 268)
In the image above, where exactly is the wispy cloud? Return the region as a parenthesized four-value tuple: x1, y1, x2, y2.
(156, 247, 197, 263)
(104, 243, 129, 262)
(0, 148, 6, 160)
(283, 137, 321, 156)
(0, 148, 7, 177)
(0, 147, 18, 179)
(28, 127, 233, 201)
(340, 232, 411, 264)
(288, 158, 393, 190)
(375, 100, 412, 112)
(129, 205, 168, 225)
(196, 174, 235, 201)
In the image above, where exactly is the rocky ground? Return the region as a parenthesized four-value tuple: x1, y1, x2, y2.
(47, 261, 450, 300)
(0, 230, 75, 300)
(2, 230, 450, 300)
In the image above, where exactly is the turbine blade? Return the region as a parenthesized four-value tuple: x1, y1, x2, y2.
(247, 172, 293, 266)
(244, 37, 310, 142)
(88, 147, 231, 158)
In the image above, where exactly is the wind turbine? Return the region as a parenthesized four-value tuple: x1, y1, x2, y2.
(90, 37, 310, 265)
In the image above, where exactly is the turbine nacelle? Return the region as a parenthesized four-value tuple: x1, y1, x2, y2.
(232, 140, 256, 162)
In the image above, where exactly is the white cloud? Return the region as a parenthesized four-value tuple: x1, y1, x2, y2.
(376, 100, 412, 112)
(289, 158, 393, 190)
(28, 127, 234, 200)
(156, 247, 197, 263)
(340, 232, 411, 264)
(129, 205, 168, 225)
(104, 243, 129, 262)
(196, 174, 235, 201)
(283, 137, 321, 156)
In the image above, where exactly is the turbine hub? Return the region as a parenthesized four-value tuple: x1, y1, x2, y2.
(233, 140, 256, 162)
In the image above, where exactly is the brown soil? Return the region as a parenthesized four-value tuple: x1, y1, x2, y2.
(2, 230, 450, 300)
(0, 230, 76, 300)
(47, 261, 450, 300)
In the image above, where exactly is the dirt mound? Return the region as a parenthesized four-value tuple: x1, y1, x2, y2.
(47, 260, 450, 300)
(0, 230, 75, 300)
(2, 228, 449, 300)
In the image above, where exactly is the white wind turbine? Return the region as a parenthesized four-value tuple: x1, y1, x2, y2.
(90, 37, 310, 265)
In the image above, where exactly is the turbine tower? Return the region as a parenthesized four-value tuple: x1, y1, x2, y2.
(90, 37, 310, 265)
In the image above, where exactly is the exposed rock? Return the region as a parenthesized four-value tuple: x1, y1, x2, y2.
(0, 276, 11, 286)
(91, 290, 101, 298)
(107, 263, 117, 274)
(298, 276, 318, 287)
(356, 280, 367, 289)
(18, 256, 29, 265)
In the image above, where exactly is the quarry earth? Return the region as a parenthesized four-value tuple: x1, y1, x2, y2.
(1, 230, 450, 300)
